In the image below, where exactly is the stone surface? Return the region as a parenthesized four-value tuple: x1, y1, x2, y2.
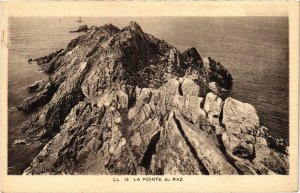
(181, 78, 200, 97)
(237, 133, 256, 144)
(174, 115, 238, 175)
(181, 47, 203, 70)
(256, 137, 268, 146)
(17, 81, 58, 112)
(204, 92, 223, 126)
(26, 79, 48, 93)
(214, 125, 226, 136)
(222, 97, 260, 134)
(208, 81, 223, 97)
(253, 144, 288, 174)
(257, 126, 269, 137)
(221, 132, 257, 174)
(221, 132, 254, 159)
(172, 93, 205, 124)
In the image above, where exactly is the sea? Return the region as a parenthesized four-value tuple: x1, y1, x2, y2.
(8, 17, 289, 174)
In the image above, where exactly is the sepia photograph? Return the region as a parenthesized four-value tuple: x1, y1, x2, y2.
(0, 1, 298, 192)
(7, 16, 290, 175)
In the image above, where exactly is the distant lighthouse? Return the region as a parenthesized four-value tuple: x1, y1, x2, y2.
(77, 17, 83, 23)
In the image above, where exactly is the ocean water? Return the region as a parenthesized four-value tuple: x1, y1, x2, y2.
(8, 17, 289, 174)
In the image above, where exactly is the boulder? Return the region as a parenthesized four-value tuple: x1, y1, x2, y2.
(257, 125, 269, 137)
(256, 137, 268, 146)
(180, 95, 205, 124)
(26, 79, 48, 93)
(17, 81, 57, 112)
(203, 57, 233, 90)
(222, 97, 260, 134)
(237, 133, 256, 144)
(204, 92, 223, 126)
(115, 90, 129, 109)
(221, 132, 257, 174)
(221, 132, 254, 159)
(181, 78, 199, 97)
(163, 78, 180, 96)
(181, 47, 203, 69)
(208, 81, 223, 97)
(180, 78, 209, 98)
(151, 117, 203, 175)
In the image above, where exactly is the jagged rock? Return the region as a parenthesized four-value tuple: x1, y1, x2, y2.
(208, 81, 227, 98)
(69, 25, 89, 33)
(195, 79, 209, 97)
(174, 116, 238, 174)
(253, 144, 288, 174)
(221, 132, 254, 159)
(214, 125, 225, 136)
(267, 136, 288, 154)
(181, 78, 199, 97)
(26, 79, 48, 93)
(29, 49, 64, 68)
(257, 125, 269, 137)
(12, 139, 29, 146)
(181, 47, 203, 70)
(182, 48, 233, 94)
(162, 78, 181, 96)
(237, 133, 256, 144)
(17, 81, 58, 112)
(151, 115, 203, 175)
(251, 160, 277, 175)
(204, 92, 222, 126)
(256, 137, 268, 146)
(221, 132, 257, 174)
(19, 21, 288, 175)
(203, 57, 233, 89)
(172, 94, 205, 124)
(182, 95, 205, 124)
(222, 97, 260, 134)
(20, 64, 88, 138)
(115, 90, 129, 109)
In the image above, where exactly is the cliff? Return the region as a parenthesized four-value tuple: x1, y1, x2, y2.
(19, 21, 288, 175)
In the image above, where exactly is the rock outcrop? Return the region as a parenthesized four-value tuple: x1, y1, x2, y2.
(18, 21, 288, 175)
(69, 25, 89, 33)
(222, 97, 260, 135)
(17, 79, 58, 112)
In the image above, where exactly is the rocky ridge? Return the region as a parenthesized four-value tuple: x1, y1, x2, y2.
(69, 25, 90, 33)
(18, 21, 288, 175)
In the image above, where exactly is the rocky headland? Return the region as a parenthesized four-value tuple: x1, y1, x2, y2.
(18, 21, 288, 175)
(69, 24, 90, 33)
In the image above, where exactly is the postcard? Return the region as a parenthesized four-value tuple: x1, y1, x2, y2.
(0, 1, 298, 192)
